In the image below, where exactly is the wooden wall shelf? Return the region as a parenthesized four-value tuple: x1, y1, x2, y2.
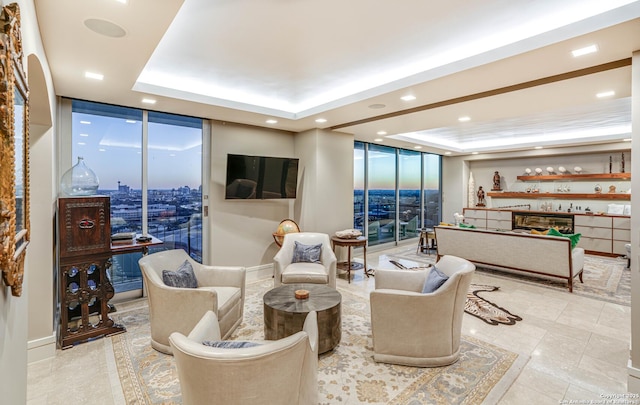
(488, 192, 630, 200)
(516, 173, 630, 181)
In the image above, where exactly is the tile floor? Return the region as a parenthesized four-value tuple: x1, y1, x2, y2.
(26, 245, 632, 404)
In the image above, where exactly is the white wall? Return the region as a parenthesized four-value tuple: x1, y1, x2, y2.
(1, 0, 57, 403)
(209, 122, 296, 271)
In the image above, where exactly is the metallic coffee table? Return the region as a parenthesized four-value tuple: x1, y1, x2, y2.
(263, 283, 341, 354)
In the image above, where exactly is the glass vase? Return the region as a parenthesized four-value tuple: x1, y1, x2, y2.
(60, 156, 100, 196)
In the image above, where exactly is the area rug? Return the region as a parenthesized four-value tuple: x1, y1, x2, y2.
(389, 251, 630, 306)
(110, 279, 525, 404)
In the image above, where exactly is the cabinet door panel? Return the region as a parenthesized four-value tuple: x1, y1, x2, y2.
(574, 226, 612, 239)
(613, 229, 631, 241)
(487, 219, 511, 230)
(574, 215, 612, 228)
(613, 241, 630, 255)
(613, 217, 631, 229)
(466, 218, 486, 229)
(487, 210, 511, 220)
(578, 237, 612, 253)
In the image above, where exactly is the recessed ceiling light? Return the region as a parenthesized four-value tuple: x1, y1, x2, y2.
(623, 138, 632, 142)
(142, 98, 156, 104)
(85, 71, 104, 80)
(414, 146, 422, 149)
(374, 138, 383, 142)
(125, 119, 137, 124)
(99, 148, 106, 152)
(401, 95, 416, 101)
(534, 146, 543, 149)
(596, 90, 615, 98)
(79, 133, 89, 137)
(471, 152, 478, 155)
(571, 44, 598, 57)
(315, 118, 327, 123)
(114, 0, 127, 4)
(80, 120, 91, 125)
(368, 104, 386, 109)
(458, 116, 471, 122)
(377, 131, 387, 136)
(444, 152, 452, 155)
(77, 142, 86, 146)
(266, 119, 278, 124)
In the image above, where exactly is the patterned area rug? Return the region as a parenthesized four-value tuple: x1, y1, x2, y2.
(110, 279, 524, 404)
(388, 251, 630, 306)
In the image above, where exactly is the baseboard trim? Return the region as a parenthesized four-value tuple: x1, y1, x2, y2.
(28, 333, 57, 363)
(246, 263, 274, 283)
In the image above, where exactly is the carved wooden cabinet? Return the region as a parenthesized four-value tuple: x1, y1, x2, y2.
(58, 196, 125, 348)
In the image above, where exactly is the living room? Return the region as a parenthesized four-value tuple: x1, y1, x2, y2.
(1, 0, 640, 404)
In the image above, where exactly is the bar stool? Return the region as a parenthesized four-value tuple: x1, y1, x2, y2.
(417, 228, 435, 254)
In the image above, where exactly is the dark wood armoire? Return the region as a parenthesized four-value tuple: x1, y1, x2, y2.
(58, 196, 125, 348)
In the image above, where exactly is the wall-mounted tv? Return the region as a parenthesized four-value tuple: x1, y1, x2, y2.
(225, 154, 299, 199)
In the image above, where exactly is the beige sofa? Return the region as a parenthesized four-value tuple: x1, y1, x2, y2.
(434, 226, 584, 292)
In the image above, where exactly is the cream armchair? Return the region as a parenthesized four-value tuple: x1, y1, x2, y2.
(169, 310, 318, 405)
(370, 255, 475, 367)
(274, 232, 337, 288)
(139, 249, 246, 354)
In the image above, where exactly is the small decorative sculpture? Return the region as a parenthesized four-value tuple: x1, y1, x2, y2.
(525, 168, 532, 175)
(608, 185, 616, 194)
(492, 171, 501, 191)
(476, 186, 486, 207)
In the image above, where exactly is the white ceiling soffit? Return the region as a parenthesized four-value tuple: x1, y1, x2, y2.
(133, 0, 640, 120)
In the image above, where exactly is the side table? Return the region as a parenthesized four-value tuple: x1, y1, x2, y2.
(330, 236, 371, 283)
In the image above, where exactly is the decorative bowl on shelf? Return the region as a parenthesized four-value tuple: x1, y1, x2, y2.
(546, 167, 554, 174)
(558, 166, 567, 173)
(574, 166, 582, 173)
(525, 168, 532, 175)
(535, 168, 543, 174)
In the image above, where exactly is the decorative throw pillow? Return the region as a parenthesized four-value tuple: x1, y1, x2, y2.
(202, 340, 262, 348)
(162, 260, 198, 288)
(291, 241, 322, 264)
(547, 228, 581, 249)
(422, 266, 449, 293)
(530, 229, 549, 235)
(458, 223, 476, 229)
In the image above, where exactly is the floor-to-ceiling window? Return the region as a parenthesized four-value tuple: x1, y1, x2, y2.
(355, 142, 441, 246)
(69, 99, 204, 294)
(367, 144, 397, 246)
(398, 149, 421, 240)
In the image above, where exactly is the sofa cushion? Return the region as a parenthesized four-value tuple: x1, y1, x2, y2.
(458, 223, 476, 229)
(547, 228, 581, 249)
(162, 260, 198, 288)
(292, 241, 322, 264)
(202, 340, 261, 348)
(422, 266, 449, 293)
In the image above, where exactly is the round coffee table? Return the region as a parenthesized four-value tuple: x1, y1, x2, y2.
(263, 283, 341, 354)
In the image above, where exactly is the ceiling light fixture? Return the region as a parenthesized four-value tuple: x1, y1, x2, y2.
(125, 120, 137, 124)
(471, 152, 478, 155)
(571, 44, 598, 57)
(401, 95, 416, 101)
(596, 90, 615, 98)
(315, 118, 327, 123)
(458, 116, 471, 122)
(444, 152, 452, 155)
(534, 146, 543, 149)
(77, 142, 86, 146)
(80, 120, 91, 125)
(85, 71, 104, 80)
(377, 131, 387, 136)
(414, 146, 422, 149)
(99, 148, 106, 152)
(79, 133, 89, 137)
(114, 0, 127, 4)
(623, 138, 632, 142)
(266, 119, 278, 124)
(374, 138, 383, 142)
(142, 98, 156, 104)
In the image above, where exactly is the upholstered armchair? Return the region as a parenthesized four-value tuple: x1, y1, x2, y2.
(370, 255, 475, 367)
(169, 310, 318, 405)
(139, 249, 246, 354)
(273, 232, 337, 288)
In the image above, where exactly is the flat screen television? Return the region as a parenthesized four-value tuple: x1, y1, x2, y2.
(225, 154, 299, 199)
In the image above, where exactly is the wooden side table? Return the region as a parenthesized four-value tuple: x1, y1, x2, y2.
(330, 236, 370, 283)
(417, 228, 436, 254)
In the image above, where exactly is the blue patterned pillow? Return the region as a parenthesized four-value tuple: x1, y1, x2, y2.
(202, 340, 262, 348)
(422, 266, 449, 293)
(291, 241, 322, 264)
(162, 260, 198, 288)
